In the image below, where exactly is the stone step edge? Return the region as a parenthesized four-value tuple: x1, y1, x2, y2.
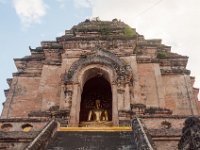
(58, 127, 132, 132)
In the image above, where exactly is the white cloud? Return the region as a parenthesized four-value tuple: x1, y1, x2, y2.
(73, 0, 93, 8)
(86, 0, 200, 97)
(13, 0, 47, 27)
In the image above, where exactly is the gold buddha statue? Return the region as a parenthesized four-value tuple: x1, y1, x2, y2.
(87, 99, 108, 122)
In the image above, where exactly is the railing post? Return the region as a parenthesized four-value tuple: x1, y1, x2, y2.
(132, 117, 155, 150)
(25, 119, 58, 150)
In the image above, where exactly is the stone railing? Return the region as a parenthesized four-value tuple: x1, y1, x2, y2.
(132, 117, 155, 150)
(25, 119, 57, 150)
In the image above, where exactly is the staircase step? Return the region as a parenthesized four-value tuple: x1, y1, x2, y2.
(46, 131, 136, 150)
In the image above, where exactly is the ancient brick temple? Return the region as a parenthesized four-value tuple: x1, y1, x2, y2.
(1, 19, 200, 150)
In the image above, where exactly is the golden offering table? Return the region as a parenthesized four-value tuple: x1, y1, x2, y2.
(79, 121, 113, 127)
(58, 126, 132, 132)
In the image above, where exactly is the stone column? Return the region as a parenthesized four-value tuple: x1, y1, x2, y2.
(69, 84, 80, 127)
(59, 84, 73, 110)
(112, 84, 119, 126)
(124, 84, 131, 110)
(59, 85, 67, 110)
(153, 64, 165, 108)
(129, 56, 142, 104)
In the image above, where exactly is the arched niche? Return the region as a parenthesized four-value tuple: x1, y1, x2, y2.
(22, 124, 33, 132)
(80, 76, 112, 122)
(1, 123, 13, 132)
(63, 49, 134, 127)
(68, 64, 119, 127)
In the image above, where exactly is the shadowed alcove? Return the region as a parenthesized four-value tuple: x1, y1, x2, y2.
(79, 76, 112, 122)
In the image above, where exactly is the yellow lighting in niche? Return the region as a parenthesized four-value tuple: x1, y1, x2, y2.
(22, 124, 33, 132)
(23, 126, 32, 132)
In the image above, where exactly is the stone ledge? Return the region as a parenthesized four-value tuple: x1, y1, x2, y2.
(0, 118, 49, 122)
(136, 57, 159, 63)
(28, 110, 70, 118)
(58, 35, 136, 42)
(138, 115, 200, 119)
(160, 68, 190, 75)
(149, 129, 181, 137)
(44, 61, 62, 66)
(0, 131, 39, 140)
(14, 56, 45, 61)
(12, 72, 42, 77)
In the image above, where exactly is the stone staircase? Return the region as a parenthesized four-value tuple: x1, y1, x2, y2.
(25, 118, 155, 150)
(46, 128, 136, 150)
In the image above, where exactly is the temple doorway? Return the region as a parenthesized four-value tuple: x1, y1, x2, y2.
(79, 76, 112, 123)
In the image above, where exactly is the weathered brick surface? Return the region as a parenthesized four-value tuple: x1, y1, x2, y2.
(137, 63, 165, 108)
(1, 20, 199, 150)
(0, 131, 40, 150)
(39, 65, 61, 111)
(0, 118, 48, 150)
(163, 75, 198, 115)
(154, 141, 179, 150)
(142, 117, 185, 129)
(0, 118, 48, 131)
(2, 77, 41, 117)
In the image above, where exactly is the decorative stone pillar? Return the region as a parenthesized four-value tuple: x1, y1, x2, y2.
(69, 84, 80, 127)
(112, 84, 119, 126)
(59, 84, 73, 110)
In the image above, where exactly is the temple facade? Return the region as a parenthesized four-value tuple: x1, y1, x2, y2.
(0, 19, 200, 150)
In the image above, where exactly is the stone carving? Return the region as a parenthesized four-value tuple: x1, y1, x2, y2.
(29, 46, 43, 51)
(65, 48, 134, 86)
(28, 109, 70, 119)
(117, 89, 125, 94)
(161, 121, 171, 129)
(131, 103, 146, 115)
(178, 116, 200, 150)
(118, 110, 132, 126)
(116, 65, 133, 86)
(64, 90, 72, 99)
(64, 89, 73, 107)
(17, 63, 27, 72)
(49, 105, 59, 111)
(145, 107, 172, 115)
(130, 104, 173, 116)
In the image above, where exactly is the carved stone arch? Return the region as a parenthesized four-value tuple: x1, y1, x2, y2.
(66, 56, 119, 83)
(63, 48, 134, 126)
(68, 64, 119, 126)
(64, 48, 133, 85)
(93, 48, 124, 66)
(77, 64, 117, 90)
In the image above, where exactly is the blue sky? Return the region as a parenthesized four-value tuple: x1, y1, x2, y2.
(0, 0, 200, 113)
(0, 0, 92, 113)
